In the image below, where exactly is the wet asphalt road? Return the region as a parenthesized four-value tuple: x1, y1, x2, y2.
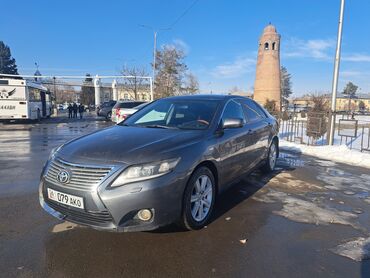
(0, 114, 369, 278)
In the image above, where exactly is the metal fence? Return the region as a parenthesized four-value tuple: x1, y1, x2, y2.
(277, 111, 370, 152)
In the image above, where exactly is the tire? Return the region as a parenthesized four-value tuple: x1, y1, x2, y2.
(106, 112, 112, 120)
(261, 139, 278, 173)
(180, 167, 216, 230)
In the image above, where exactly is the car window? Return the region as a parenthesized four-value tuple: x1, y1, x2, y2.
(239, 99, 265, 122)
(247, 99, 267, 118)
(123, 99, 220, 130)
(221, 100, 245, 123)
(116, 102, 145, 109)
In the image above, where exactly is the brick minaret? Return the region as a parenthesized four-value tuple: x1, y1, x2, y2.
(253, 24, 281, 111)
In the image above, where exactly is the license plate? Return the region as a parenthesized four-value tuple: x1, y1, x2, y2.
(47, 188, 84, 209)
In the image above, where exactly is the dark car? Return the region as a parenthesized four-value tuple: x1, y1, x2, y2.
(96, 100, 117, 119)
(39, 95, 279, 232)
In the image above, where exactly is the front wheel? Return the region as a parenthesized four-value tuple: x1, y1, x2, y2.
(106, 112, 112, 120)
(261, 139, 278, 173)
(180, 167, 216, 230)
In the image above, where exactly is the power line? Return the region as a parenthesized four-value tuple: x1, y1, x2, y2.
(169, 0, 200, 29)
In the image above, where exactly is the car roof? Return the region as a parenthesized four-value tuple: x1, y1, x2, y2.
(163, 94, 242, 101)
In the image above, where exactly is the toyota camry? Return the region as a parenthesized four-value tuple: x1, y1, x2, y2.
(39, 95, 279, 232)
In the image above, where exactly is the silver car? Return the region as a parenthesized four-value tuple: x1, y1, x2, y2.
(39, 95, 279, 232)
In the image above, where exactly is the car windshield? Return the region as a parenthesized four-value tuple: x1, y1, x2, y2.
(121, 99, 220, 130)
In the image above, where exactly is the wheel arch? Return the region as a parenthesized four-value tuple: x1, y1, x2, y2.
(191, 160, 219, 195)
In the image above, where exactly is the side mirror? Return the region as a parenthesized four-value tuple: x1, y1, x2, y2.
(221, 118, 244, 129)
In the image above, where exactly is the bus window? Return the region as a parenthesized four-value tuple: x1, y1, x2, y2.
(28, 88, 41, 101)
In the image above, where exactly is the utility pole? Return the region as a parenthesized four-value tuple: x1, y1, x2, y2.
(139, 25, 170, 100)
(153, 31, 157, 92)
(328, 0, 345, 145)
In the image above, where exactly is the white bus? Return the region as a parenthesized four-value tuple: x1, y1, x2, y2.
(0, 78, 52, 121)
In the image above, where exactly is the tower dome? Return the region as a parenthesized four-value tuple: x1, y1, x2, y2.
(263, 24, 277, 34)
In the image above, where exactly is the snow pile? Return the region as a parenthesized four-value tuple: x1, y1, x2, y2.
(280, 140, 370, 169)
(331, 237, 370, 261)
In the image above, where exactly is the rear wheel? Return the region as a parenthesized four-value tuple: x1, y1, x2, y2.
(261, 139, 278, 173)
(180, 167, 216, 230)
(106, 112, 112, 120)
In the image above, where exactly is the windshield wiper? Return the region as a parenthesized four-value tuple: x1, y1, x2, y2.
(142, 125, 177, 129)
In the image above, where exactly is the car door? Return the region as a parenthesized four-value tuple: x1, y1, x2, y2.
(239, 98, 271, 164)
(217, 99, 255, 186)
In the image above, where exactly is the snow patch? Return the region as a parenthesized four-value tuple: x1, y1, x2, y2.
(332, 237, 370, 261)
(280, 140, 370, 169)
(253, 190, 361, 229)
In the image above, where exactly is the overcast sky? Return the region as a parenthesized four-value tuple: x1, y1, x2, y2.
(1, 0, 370, 96)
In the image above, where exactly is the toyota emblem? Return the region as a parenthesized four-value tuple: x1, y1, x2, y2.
(57, 169, 71, 184)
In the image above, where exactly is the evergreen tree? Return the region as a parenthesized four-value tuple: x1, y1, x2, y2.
(280, 66, 293, 108)
(0, 41, 19, 75)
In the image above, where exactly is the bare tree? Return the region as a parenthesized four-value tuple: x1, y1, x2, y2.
(154, 45, 187, 98)
(306, 94, 329, 139)
(121, 66, 149, 100)
(181, 72, 199, 95)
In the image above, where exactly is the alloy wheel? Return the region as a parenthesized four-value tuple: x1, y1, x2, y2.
(269, 142, 277, 170)
(190, 175, 213, 222)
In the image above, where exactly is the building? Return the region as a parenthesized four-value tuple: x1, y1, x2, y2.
(292, 93, 370, 111)
(253, 24, 282, 111)
(100, 84, 151, 103)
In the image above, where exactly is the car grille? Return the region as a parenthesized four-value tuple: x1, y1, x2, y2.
(45, 199, 113, 226)
(45, 158, 113, 191)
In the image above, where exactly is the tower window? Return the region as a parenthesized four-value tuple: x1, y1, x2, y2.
(264, 42, 269, 50)
(272, 42, 276, 50)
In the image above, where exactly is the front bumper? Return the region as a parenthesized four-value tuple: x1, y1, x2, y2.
(39, 169, 188, 232)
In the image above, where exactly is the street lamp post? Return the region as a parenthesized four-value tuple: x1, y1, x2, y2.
(139, 25, 171, 100)
(328, 0, 345, 145)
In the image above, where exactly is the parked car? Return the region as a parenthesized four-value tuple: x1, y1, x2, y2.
(112, 101, 148, 123)
(39, 95, 279, 232)
(97, 100, 117, 119)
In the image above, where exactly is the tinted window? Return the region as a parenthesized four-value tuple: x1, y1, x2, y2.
(221, 100, 245, 123)
(247, 99, 267, 118)
(239, 99, 265, 122)
(123, 99, 220, 130)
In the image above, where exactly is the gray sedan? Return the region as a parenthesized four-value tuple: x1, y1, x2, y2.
(39, 95, 279, 232)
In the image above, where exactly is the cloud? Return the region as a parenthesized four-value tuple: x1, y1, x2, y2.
(342, 54, 370, 62)
(166, 39, 190, 54)
(211, 56, 256, 78)
(340, 70, 361, 77)
(284, 38, 335, 60)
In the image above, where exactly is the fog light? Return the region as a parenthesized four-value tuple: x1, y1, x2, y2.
(137, 209, 152, 221)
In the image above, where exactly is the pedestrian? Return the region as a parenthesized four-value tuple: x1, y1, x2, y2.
(67, 103, 73, 118)
(79, 104, 85, 119)
(73, 103, 78, 118)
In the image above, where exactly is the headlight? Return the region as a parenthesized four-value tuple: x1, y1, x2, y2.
(111, 158, 181, 187)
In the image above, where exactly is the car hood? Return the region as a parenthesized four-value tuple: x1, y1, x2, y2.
(57, 125, 205, 165)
